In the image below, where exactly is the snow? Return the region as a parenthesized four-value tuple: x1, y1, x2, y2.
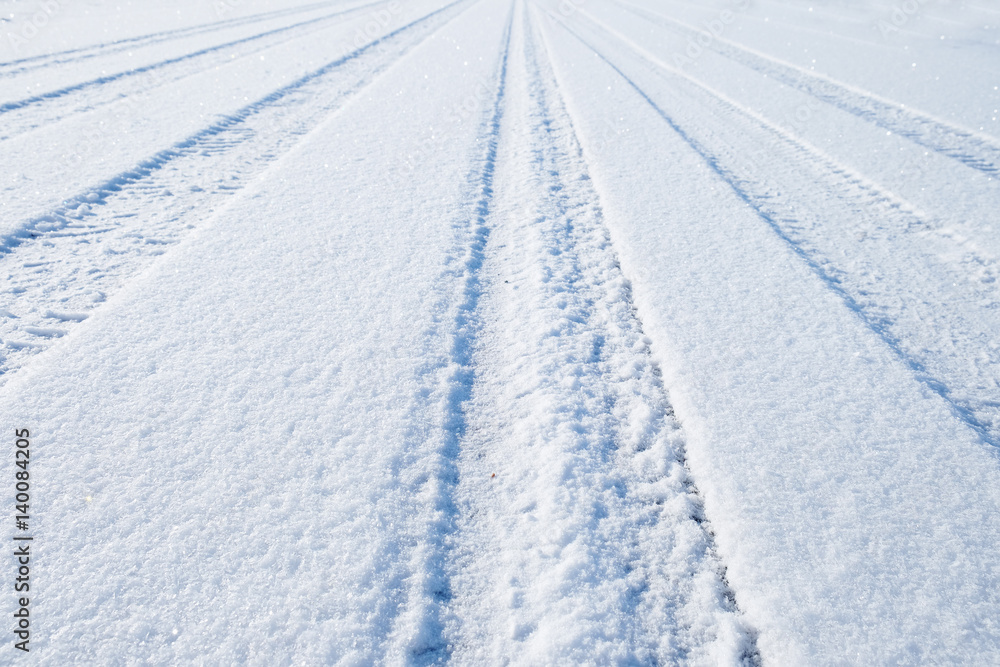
(538, 3, 1000, 661)
(2, 0, 1000, 663)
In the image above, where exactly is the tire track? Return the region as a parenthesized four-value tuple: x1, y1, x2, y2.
(0, 0, 348, 77)
(526, 6, 759, 662)
(0, 0, 473, 383)
(441, 2, 758, 662)
(0, 0, 387, 141)
(611, 0, 1000, 177)
(383, 5, 512, 662)
(553, 8, 1000, 446)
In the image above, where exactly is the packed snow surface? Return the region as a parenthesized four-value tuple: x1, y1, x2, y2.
(1, 0, 999, 664)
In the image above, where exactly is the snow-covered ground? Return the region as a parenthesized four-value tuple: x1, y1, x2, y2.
(2, 0, 999, 663)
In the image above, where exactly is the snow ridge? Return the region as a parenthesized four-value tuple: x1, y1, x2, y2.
(385, 4, 514, 662)
(552, 5, 1000, 449)
(439, 2, 757, 662)
(0, 0, 471, 379)
(0, 0, 350, 76)
(0, 0, 389, 140)
(614, 0, 1000, 176)
(2, 0, 999, 663)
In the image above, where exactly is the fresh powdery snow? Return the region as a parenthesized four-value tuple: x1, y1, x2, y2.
(1, 0, 999, 664)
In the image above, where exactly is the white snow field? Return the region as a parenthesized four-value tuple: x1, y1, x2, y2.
(1, 0, 999, 663)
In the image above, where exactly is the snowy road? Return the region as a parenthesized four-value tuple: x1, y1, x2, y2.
(1, 0, 999, 663)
